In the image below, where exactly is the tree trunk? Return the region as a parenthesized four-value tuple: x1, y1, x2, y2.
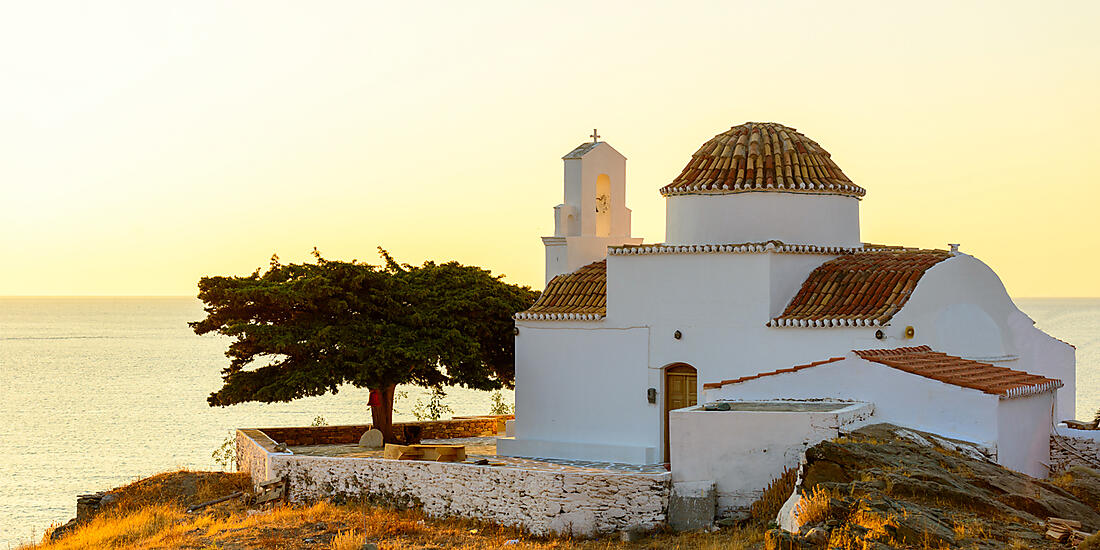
(370, 384, 398, 443)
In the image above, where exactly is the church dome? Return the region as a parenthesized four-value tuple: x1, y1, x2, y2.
(660, 122, 865, 198)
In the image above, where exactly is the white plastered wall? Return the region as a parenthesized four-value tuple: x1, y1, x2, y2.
(997, 392, 1056, 478)
(498, 325, 659, 464)
(885, 254, 1076, 420)
(664, 193, 861, 248)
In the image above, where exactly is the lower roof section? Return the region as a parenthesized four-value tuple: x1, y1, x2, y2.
(704, 345, 1062, 399)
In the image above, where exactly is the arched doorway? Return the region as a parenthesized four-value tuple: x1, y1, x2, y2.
(664, 363, 697, 462)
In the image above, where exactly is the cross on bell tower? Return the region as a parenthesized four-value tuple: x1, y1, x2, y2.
(590, 129, 600, 143)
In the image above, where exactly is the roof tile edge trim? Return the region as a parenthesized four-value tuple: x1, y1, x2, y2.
(608, 241, 859, 256)
(1000, 380, 1064, 399)
(660, 185, 865, 198)
(514, 312, 605, 322)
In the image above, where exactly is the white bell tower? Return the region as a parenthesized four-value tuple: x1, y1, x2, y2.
(542, 131, 643, 284)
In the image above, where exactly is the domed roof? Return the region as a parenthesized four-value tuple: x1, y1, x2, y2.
(660, 122, 865, 198)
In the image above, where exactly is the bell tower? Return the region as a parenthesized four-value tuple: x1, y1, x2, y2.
(542, 131, 642, 284)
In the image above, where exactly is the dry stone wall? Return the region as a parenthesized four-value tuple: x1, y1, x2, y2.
(1051, 432, 1100, 472)
(237, 427, 669, 536)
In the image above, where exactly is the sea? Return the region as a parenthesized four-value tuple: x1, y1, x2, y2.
(0, 297, 1097, 547)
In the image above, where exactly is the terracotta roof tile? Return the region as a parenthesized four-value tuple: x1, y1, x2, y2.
(854, 346, 1063, 398)
(704, 347, 1062, 399)
(770, 248, 952, 327)
(661, 122, 865, 198)
(516, 260, 606, 321)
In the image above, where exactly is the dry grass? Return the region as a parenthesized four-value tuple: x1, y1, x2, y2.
(793, 485, 834, 526)
(749, 467, 795, 524)
(22, 471, 765, 550)
(329, 529, 364, 550)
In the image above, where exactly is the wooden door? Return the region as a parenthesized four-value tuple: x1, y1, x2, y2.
(664, 365, 697, 462)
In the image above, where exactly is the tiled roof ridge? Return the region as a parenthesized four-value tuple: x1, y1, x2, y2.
(608, 240, 855, 256)
(853, 347, 1063, 398)
(701, 356, 846, 390)
(769, 248, 953, 328)
(516, 260, 607, 322)
(660, 122, 866, 198)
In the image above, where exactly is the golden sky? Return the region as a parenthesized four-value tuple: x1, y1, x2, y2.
(2, 1, 1098, 297)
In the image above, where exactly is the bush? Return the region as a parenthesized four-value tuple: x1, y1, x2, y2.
(412, 386, 453, 421)
(488, 391, 514, 415)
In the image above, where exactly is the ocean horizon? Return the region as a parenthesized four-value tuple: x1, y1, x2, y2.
(1, 296, 1097, 547)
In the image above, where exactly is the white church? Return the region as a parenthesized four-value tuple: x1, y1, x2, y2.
(497, 122, 1076, 502)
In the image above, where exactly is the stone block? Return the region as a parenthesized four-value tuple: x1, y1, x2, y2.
(549, 510, 597, 538)
(358, 429, 384, 450)
(668, 480, 716, 532)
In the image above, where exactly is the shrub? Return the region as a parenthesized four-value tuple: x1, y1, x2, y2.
(794, 485, 834, 526)
(412, 386, 453, 421)
(488, 391, 515, 415)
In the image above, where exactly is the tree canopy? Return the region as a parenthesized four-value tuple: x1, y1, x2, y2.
(190, 249, 538, 439)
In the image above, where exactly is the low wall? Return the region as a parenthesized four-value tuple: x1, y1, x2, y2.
(1050, 425, 1100, 472)
(670, 401, 873, 513)
(236, 424, 670, 536)
(258, 416, 511, 446)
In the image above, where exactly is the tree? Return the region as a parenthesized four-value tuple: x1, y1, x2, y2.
(190, 249, 538, 441)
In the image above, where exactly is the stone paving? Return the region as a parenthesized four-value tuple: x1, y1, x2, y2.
(288, 436, 668, 475)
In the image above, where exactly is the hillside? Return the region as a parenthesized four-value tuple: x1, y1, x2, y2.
(27, 424, 1100, 549)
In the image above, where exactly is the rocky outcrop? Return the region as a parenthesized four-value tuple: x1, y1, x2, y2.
(768, 423, 1100, 549)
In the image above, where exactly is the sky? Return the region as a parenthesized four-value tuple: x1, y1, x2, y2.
(1, 1, 1098, 297)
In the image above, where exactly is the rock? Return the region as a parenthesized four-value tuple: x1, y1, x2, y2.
(792, 423, 1100, 548)
(804, 527, 828, 545)
(620, 524, 647, 542)
(764, 529, 818, 550)
(359, 543, 379, 550)
(716, 509, 752, 527)
(668, 480, 716, 532)
(273, 442, 288, 452)
(703, 402, 731, 411)
(358, 429, 384, 450)
(548, 510, 597, 538)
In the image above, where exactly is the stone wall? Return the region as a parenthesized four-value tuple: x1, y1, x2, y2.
(1051, 432, 1100, 472)
(237, 428, 669, 536)
(257, 416, 511, 446)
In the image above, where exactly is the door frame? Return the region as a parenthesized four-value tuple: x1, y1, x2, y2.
(663, 363, 697, 462)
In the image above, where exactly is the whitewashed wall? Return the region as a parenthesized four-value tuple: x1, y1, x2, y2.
(997, 392, 1056, 477)
(664, 193, 861, 248)
(670, 402, 873, 512)
(500, 326, 657, 463)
